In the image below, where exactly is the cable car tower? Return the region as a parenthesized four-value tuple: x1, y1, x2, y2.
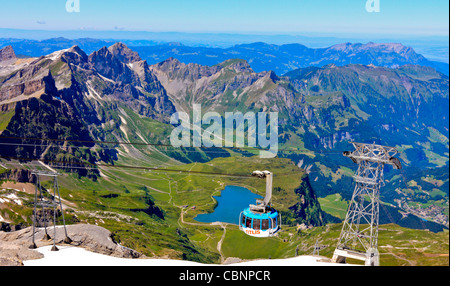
(332, 142, 402, 266)
(29, 170, 71, 251)
(239, 170, 281, 237)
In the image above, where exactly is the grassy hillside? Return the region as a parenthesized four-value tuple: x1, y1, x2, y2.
(1, 44, 448, 266)
(2, 152, 448, 265)
(1, 153, 322, 263)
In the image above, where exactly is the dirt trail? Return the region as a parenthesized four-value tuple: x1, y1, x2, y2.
(217, 223, 227, 263)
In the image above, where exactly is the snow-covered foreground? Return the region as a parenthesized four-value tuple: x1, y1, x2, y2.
(23, 245, 349, 266)
(23, 245, 201, 266)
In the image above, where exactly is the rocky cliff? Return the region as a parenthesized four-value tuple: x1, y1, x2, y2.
(0, 44, 178, 177)
(0, 224, 143, 266)
(0, 46, 16, 64)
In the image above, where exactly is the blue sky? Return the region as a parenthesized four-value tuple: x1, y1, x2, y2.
(0, 0, 448, 36)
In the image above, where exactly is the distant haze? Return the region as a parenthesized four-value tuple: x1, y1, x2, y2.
(0, 29, 448, 63)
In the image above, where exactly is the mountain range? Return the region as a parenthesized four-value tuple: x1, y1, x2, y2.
(1, 37, 448, 76)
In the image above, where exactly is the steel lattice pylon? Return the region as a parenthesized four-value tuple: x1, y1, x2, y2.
(332, 142, 402, 266)
(29, 170, 72, 251)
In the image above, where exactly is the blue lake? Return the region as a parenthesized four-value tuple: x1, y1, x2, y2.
(194, 185, 263, 225)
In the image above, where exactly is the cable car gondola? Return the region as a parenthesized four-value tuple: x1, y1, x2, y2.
(239, 170, 281, 237)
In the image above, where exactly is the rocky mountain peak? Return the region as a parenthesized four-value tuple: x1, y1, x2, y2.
(259, 70, 279, 83)
(328, 42, 415, 55)
(66, 45, 86, 56)
(0, 45, 16, 63)
(108, 42, 142, 64)
(267, 70, 279, 81)
(60, 45, 88, 65)
(160, 57, 182, 66)
(88, 46, 111, 60)
(152, 57, 184, 76)
(219, 58, 253, 73)
(328, 42, 423, 60)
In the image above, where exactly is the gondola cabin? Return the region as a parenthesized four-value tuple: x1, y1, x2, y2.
(239, 207, 280, 237)
(239, 170, 281, 238)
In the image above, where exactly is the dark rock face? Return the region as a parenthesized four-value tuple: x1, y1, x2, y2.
(0, 169, 33, 183)
(0, 43, 178, 178)
(0, 222, 25, 232)
(88, 46, 137, 83)
(0, 46, 16, 63)
(107, 42, 142, 64)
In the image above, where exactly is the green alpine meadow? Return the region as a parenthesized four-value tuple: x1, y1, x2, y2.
(0, 35, 448, 266)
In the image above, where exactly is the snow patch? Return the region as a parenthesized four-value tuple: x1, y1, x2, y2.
(119, 115, 127, 125)
(23, 245, 202, 266)
(4, 193, 22, 205)
(22, 245, 351, 266)
(46, 49, 70, 61)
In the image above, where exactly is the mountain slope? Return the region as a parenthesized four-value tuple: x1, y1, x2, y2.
(149, 57, 304, 119)
(0, 44, 179, 177)
(148, 51, 448, 228)
(0, 43, 329, 239)
(283, 63, 448, 227)
(1, 44, 448, 233)
(285, 64, 449, 146)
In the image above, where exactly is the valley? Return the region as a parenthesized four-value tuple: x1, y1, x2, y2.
(0, 41, 448, 265)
